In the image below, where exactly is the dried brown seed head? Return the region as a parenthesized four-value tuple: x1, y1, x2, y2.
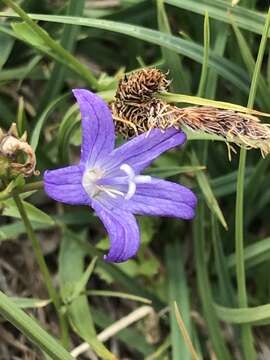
(115, 68, 170, 102)
(0, 123, 39, 177)
(111, 68, 270, 157)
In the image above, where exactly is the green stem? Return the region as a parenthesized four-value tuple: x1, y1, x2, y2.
(197, 11, 209, 97)
(0, 180, 44, 201)
(235, 7, 270, 359)
(235, 149, 248, 308)
(12, 194, 69, 348)
(1, 0, 97, 89)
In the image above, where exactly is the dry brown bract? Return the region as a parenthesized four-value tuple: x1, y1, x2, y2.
(0, 123, 39, 177)
(111, 68, 270, 157)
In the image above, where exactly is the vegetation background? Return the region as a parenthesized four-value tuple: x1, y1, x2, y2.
(0, 0, 270, 359)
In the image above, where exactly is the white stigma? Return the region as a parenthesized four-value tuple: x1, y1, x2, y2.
(120, 163, 151, 200)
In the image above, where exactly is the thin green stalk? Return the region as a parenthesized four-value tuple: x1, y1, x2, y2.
(235, 7, 270, 359)
(0, 180, 44, 201)
(12, 194, 69, 347)
(235, 150, 247, 309)
(197, 11, 209, 97)
(1, 0, 97, 89)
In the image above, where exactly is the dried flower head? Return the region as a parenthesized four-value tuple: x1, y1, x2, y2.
(116, 68, 170, 102)
(111, 68, 270, 157)
(0, 123, 39, 177)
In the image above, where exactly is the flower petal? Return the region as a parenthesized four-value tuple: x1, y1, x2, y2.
(100, 178, 197, 219)
(92, 200, 140, 263)
(102, 128, 186, 175)
(44, 165, 90, 205)
(72, 89, 115, 166)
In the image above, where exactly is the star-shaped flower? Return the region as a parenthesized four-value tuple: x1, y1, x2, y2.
(44, 90, 197, 262)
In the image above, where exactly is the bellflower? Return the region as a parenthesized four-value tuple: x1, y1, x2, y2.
(44, 90, 197, 263)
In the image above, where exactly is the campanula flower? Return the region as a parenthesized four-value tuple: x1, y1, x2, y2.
(44, 90, 197, 263)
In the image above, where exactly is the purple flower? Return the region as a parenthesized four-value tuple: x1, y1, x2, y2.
(44, 90, 197, 263)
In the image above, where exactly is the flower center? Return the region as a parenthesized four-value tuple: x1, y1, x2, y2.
(82, 164, 151, 200)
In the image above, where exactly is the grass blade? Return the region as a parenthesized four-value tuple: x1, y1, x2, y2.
(197, 11, 210, 97)
(39, 0, 85, 111)
(1, 0, 97, 88)
(191, 151, 227, 229)
(0, 13, 252, 93)
(164, 0, 267, 37)
(157, 0, 189, 92)
(165, 241, 192, 360)
(0, 291, 73, 360)
(234, 7, 270, 359)
(59, 230, 116, 360)
(193, 204, 231, 360)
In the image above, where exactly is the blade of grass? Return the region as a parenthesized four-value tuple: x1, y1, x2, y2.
(59, 230, 116, 360)
(0, 13, 252, 93)
(31, 93, 69, 151)
(191, 151, 228, 229)
(211, 216, 235, 307)
(197, 11, 210, 97)
(235, 7, 270, 359)
(0, 32, 14, 69)
(215, 302, 270, 325)
(11, 297, 51, 309)
(1, 0, 98, 88)
(145, 336, 171, 360)
(12, 194, 69, 347)
(164, 0, 267, 37)
(227, 237, 270, 271)
(0, 291, 73, 360)
(39, 0, 85, 112)
(69, 228, 164, 310)
(86, 290, 151, 304)
(165, 241, 192, 360)
(205, 24, 228, 99)
(57, 103, 80, 164)
(3, 197, 54, 225)
(231, 17, 270, 111)
(68, 257, 98, 303)
(174, 302, 200, 360)
(245, 157, 270, 223)
(157, 0, 189, 92)
(193, 204, 231, 360)
(145, 165, 205, 178)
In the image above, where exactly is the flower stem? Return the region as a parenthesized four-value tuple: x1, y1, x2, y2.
(13, 194, 69, 348)
(0, 180, 44, 201)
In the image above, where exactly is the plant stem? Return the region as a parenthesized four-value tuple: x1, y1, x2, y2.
(0, 180, 44, 201)
(13, 194, 69, 348)
(197, 11, 209, 97)
(235, 7, 270, 359)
